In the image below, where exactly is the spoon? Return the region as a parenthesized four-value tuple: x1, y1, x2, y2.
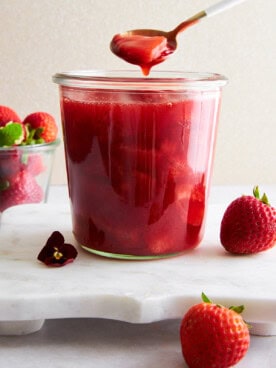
(110, 0, 248, 75)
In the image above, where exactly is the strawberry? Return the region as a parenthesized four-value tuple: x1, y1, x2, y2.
(23, 154, 45, 176)
(23, 112, 58, 143)
(220, 186, 276, 254)
(180, 293, 250, 368)
(0, 105, 21, 127)
(0, 170, 43, 212)
(0, 149, 22, 181)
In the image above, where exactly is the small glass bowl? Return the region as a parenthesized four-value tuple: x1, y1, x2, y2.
(0, 139, 60, 213)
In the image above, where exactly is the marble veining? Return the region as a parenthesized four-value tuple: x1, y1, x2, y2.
(0, 202, 275, 335)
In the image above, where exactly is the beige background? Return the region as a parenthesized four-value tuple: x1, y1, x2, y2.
(0, 0, 275, 185)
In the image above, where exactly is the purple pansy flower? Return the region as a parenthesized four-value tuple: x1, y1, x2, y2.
(37, 231, 78, 267)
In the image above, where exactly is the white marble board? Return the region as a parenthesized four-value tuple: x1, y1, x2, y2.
(0, 203, 275, 336)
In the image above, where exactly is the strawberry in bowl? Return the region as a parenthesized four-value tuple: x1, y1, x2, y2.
(0, 105, 59, 212)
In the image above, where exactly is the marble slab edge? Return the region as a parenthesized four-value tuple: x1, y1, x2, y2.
(0, 203, 275, 336)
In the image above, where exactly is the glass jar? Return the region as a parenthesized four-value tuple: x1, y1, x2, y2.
(53, 70, 227, 259)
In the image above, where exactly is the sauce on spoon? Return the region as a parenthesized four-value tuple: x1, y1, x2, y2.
(110, 16, 200, 76)
(110, 0, 248, 75)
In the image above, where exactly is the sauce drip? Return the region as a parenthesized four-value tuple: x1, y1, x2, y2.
(110, 34, 175, 76)
(110, 17, 200, 76)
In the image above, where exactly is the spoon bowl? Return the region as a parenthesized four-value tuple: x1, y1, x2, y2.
(110, 0, 247, 75)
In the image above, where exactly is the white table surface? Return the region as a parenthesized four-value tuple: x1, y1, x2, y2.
(0, 184, 275, 368)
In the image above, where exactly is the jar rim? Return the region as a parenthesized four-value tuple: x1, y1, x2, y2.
(52, 70, 228, 90)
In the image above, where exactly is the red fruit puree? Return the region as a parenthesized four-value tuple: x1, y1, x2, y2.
(60, 83, 221, 258)
(110, 18, 199, 76)
(110, 34, 175, 76)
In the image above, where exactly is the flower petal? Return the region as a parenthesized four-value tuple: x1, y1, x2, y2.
(37, 231, 78, 267)
(46, 231, 65, 247)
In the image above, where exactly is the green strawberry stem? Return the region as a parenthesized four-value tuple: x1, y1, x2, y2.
(201, 292, 244, 314)
(21, 124, 45, 145)
(201, 292, 212, 303)
(0, 122, 24, 147)
(0, 122, 45, 147)
(229, 305, 245, 314)
(253, 185, 270, 205)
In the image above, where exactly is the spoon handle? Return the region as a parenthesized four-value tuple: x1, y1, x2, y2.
(170, 0, 246, 37)
(174, 0, 247, 35)
(186, 0, 248, 22)
(205, 0, 248, 18)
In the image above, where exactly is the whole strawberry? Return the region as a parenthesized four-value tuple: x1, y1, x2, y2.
(0, 105, 21, 127)
(23, 154, 45, 176)
(23, 112, 58, 143)
(0, 170, 43, 212)
(180, 293, 250, 368)
(0, 149, 22, 181)
(220, 186, 276, 254)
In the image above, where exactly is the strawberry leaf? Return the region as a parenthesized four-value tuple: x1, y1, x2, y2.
(0, 122, 24, 147)
(201, 294, 246, 315)
(253, 185, 260, 199)
(201, 292, 212, 303)
(229, 305, 245, 314)
(253, 185, 270, 205)
(261, 192, 269, 205)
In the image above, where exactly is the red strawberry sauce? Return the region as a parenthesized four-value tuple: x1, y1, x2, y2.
(110, 18, 199, 76)
(58, 74, 223, 258)
(110, 34, 175, 76)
